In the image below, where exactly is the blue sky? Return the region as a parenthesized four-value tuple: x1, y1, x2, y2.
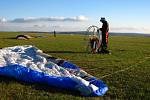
(0, 0, 150, 33)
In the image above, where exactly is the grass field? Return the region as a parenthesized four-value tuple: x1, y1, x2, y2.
(0, 32, 150, 100)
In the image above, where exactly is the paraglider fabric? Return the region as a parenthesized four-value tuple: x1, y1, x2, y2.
(0, 45, 108, 96)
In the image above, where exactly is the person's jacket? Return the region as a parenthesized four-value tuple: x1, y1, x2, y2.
(100, 21, 109, 33)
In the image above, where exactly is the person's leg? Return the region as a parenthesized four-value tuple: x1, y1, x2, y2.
(101, 32, 107, 51)
(100, 32, 109, 54)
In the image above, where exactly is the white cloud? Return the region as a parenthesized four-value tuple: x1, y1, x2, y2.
(0, 18, 7, 22)
(110, 27, 150, 33)
(33, 24, 47, 28)
(1, 16, 149, 33)
(77, 15, 88, 21)
(0, 16, 89, 32)
(9, 16, 88, 23)
(0, 19, 89, 32)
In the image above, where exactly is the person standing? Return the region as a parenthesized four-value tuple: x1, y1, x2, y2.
(54, 30, 56, 37)
(99, 17, 109, 53)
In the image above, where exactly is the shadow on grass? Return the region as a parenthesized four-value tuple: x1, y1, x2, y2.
(8, 37, 17, 39)
(32, 84, 80, 97)
(0, 37, 17, 39)
(45, 51, 87, 54)
(0, 75, 81, 97)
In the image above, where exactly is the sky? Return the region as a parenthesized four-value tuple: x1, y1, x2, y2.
(0, 0, 150, 33)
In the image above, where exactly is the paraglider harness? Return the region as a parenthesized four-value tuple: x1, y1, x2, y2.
(89, 35, 99, 53)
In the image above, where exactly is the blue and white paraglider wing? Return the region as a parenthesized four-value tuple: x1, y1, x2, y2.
(0, 45, 108, 96)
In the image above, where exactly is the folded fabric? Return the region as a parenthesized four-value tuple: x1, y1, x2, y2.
(0, 45, 108, 96)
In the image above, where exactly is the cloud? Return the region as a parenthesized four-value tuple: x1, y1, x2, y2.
(0, 18, 7, 22)
(111, 27, 138, 31)
(63, 15, 88, 21)
(33, 24, 47, 28)
(9, 15, 88, 23)
(110, 27, 150, 33)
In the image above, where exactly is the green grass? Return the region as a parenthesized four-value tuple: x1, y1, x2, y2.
(0, 32, 150, 100)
